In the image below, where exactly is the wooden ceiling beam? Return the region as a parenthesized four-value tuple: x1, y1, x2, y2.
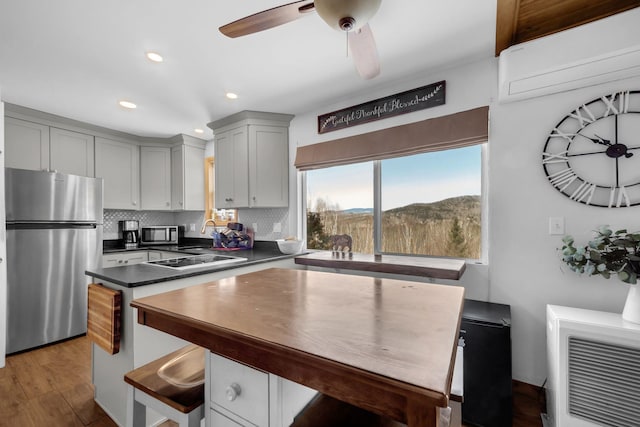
(495, 0, 640, 56)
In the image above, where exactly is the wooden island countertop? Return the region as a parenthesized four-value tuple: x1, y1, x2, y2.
(130, 268, 465, 427)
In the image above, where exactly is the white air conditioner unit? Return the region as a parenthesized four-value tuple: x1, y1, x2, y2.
(546, 305, 640, 427)
(498, 8, 640, 103)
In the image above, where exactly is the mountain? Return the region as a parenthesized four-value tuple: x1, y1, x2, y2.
(383, 195, 481, 220)
(342, 208, 374, 215)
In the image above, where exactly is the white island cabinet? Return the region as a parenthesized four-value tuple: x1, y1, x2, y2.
(209, 111, 293, 209)
(88, 258, 298, 427)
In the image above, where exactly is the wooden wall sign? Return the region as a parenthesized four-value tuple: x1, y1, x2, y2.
(318, 80, 446, 134)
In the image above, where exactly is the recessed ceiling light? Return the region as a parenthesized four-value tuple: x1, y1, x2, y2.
(194, 128, 204, 134)
(146, 52, 163, 62)
(226, 92, 238, 100)
(118, 100, 137, 109)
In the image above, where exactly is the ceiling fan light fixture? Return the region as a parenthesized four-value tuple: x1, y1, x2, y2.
(314, 0, 381, 32)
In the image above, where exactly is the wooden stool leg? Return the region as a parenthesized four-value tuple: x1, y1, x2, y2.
(126, 385, 147, 427)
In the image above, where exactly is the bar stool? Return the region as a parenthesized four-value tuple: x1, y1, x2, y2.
(124, 344, 205, 427)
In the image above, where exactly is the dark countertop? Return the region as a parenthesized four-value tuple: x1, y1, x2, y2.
(294, 251, 466, 281)
(89, 241, 299, 288)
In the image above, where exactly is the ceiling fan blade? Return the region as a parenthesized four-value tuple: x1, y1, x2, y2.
(219, 1, 316, 38)
(348, 24, 380, 79)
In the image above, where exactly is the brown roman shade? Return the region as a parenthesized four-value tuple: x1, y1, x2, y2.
(295, 106, 489, 170)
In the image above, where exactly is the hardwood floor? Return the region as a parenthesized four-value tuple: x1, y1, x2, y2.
(0, 336, 115, 426)
(0, 336, 544, 427)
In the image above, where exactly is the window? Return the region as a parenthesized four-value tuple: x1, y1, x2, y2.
(305, 145, 484, 259)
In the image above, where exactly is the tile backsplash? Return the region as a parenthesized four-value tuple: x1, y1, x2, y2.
(103, 208, 290, 241)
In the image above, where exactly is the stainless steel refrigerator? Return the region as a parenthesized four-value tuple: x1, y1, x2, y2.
(5, 168, 103, 354)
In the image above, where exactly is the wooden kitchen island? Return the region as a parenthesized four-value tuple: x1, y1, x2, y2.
(130, 268, 465, 427)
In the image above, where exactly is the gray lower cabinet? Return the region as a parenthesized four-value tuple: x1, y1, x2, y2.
(102, 251, 148, 267)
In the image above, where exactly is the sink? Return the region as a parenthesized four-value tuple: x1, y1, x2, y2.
(146, 254, 247, 270)
(179, 247, 209, 252)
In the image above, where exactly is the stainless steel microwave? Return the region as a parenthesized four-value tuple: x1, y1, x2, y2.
(140, 225, 180, 245)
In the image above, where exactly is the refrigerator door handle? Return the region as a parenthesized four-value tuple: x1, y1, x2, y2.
(7, 222, 97, 230)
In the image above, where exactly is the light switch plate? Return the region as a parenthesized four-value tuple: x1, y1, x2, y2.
(273, 222, 281, 233)
(549, 217, 565, 235)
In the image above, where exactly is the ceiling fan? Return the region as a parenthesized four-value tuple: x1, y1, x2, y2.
(219, 0, 382, 79)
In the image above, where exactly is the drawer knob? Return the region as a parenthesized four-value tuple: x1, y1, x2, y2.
(225, 383, 241, 401)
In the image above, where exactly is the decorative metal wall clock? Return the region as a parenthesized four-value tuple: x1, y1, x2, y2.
(542, 90, 640, 208)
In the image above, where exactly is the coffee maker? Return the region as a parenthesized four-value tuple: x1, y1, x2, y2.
(119, 220, 139, 249)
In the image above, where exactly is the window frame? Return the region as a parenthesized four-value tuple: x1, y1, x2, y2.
(300, 144, 489, 264)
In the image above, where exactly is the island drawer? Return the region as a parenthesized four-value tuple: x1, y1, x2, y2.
(211, 409, 244, 426)
(209, 352, 269, 426)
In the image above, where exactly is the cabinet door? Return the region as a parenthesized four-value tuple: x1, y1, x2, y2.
(141, 146, 171, 210)
(214, 127, 249, 208)
(102, 251, 148, 267)
(5, 117, 49, 171)
(249, 125, 288, 207)
(171, 146, 184, 210)
(183, 145, 205, 210)
(95, 137, 140, 210)
(171, 145, 204, 211)
(50, 127, 95, 177)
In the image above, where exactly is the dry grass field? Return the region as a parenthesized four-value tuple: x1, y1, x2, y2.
(308, 195, 482, 259)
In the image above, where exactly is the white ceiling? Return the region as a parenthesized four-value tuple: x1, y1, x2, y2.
(0, 0, 496, 140)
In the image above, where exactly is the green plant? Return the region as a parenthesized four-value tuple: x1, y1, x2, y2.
(561, 226, 640, 284)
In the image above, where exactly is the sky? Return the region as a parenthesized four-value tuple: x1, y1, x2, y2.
(307, 145, 482, 211)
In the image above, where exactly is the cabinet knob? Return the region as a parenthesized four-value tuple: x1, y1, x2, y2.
(225, 383, 241, 401)
(166, 202, 170, 206)
(132, 201, 137, 206)
(118, 260, 123, 264)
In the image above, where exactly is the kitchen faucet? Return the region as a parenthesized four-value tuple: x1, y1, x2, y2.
(200, 219, 216, 234)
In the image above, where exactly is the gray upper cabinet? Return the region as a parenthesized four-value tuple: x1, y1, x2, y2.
(49, 127, 95, 176)
(249, 125, 289, 207)
(209, 111, 294, 209)
(171, 144, 205, 211)
(5, 107, 207, 212)
(5, 117, 95, 176)
(5, 117, 50, 171)
(140, 146, 171, 210)
(95, 137, 140, 210)
(214, 126, 250, 208)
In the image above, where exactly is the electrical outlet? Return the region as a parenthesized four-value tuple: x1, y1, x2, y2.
(273, 222, 281, 233)
(189, 223, 196, 232)
(548, 217, 565, 235)
(252, 223, 258, 233)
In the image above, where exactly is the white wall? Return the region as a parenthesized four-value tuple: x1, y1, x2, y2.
(490, 76, 640, 385)
(287, 52, 640, 385)
(289, 58, 496, 300)
(0, 91, 6, 367)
